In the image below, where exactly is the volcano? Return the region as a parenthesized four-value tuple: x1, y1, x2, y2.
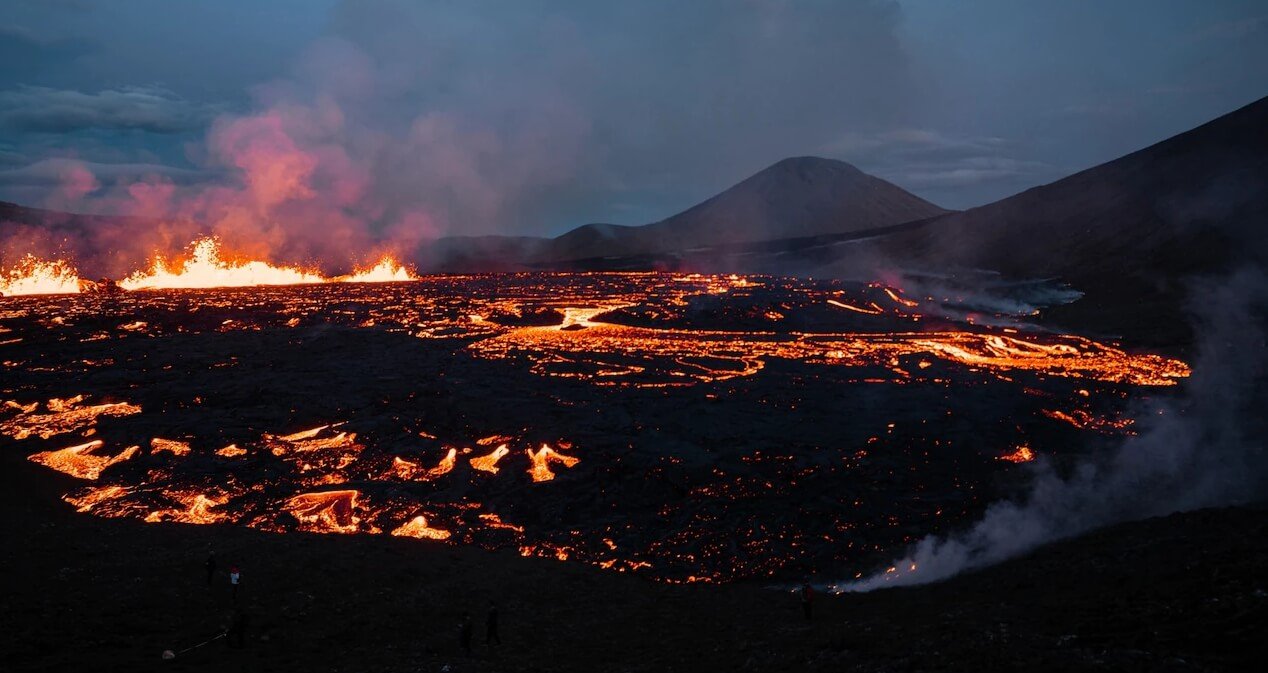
(536, 157, 949, 262)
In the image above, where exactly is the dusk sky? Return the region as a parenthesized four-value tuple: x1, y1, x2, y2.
(2, 0, 1266, 237)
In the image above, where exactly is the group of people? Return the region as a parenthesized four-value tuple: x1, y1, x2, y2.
(203, 550, 241, 600)
(203, 551, 248, 649)
(458, 601, 501, 656)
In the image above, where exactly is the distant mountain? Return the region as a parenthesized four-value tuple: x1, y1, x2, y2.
(532, 156, 948, 262)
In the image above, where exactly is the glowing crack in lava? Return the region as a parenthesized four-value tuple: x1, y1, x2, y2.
(2, 272, 1195, 583)
(1, 255, 82, 296)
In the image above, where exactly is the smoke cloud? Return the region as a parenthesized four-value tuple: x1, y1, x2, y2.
(3, 0, 923, 276)
(841, 268, 1268, 591)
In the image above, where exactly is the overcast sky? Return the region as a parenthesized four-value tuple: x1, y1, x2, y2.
(1, 0, 1266, 237)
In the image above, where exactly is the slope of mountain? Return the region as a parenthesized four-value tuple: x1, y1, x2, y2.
(875, 95, 1268, 281)
(857, 94, 1268, 344)
(532, 156, 949, 262)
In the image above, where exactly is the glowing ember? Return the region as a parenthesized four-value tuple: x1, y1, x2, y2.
(999, 445, 1035, 463)
(0, 254, 81, 296)
(470, 444, 511, 474)
(525, 444, 580, 482)
(120, 237, 325, 290)
(390, 514, 452, 540)
(28, 440, 138, 480)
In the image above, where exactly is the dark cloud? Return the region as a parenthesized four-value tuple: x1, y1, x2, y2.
(2, 1, 1267, 234)
(0, 24, 95, 77)
(824, 129, 1058, 203)
(0, 158, 207, 187)
(0, 85, 215, 134)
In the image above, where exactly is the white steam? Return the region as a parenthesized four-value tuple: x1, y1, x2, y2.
(839, 269, 1268, 592)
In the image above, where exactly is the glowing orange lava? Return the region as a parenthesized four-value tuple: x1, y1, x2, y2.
(470, 444, 510, 474)
(999, 445, 1035, 463)
(120, 237, 325, 290)
(284, 490, 372, 534)
(28, 440, 138, 480)
(1, 255, 81, 296)
(390, 514, 452, 540)
(338, 257, 418, 283)
(526, 444, 580, 482)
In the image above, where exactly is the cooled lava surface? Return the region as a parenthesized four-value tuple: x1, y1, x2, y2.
(0, 273, 1188, 583)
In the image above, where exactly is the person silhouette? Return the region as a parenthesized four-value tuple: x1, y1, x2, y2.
(485, 601, 501, 646)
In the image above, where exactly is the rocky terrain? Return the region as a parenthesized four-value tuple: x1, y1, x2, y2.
(3, 448, 1264, 672)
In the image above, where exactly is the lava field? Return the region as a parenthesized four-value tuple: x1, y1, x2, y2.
(0, 273, 1189, 583)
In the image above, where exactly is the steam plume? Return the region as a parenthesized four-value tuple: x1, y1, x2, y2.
(841, 268, 1268, 591)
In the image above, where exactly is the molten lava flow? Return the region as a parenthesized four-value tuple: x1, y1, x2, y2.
(470, 444, 510, 474)
(144, 492, 230, 524)
(828, 298, 884, 315)
(526, 444, 580, 483)
(284, 490, 371, 534)
(393, 448, 458, 480)
(151, 437, 192, 456)
(216, 444, 247, 457)
(338, 257, 418, 283)
(999, 445, 1035, 463)
(120, 237, 325, 290)
(28, 440, 139, 480)
(880, 286, 919, 308)
(478, 512, 525, 533)
(63, 485, 129, 513)
(390, 514, 452, 540)
(265, 424, 359, 454)
(1042, 408, 1136, 434)
(427, 448, 457, 478)
(0, 398, 141, 440)
(1, 255, 82, 296)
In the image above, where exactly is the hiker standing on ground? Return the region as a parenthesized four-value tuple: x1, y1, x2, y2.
(230, 565, 241, 601)
(800, 582, 814, 621)
(204, 551, 217, 586)
(459, 613, 473, 656)
(486, 601, 501, 646)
